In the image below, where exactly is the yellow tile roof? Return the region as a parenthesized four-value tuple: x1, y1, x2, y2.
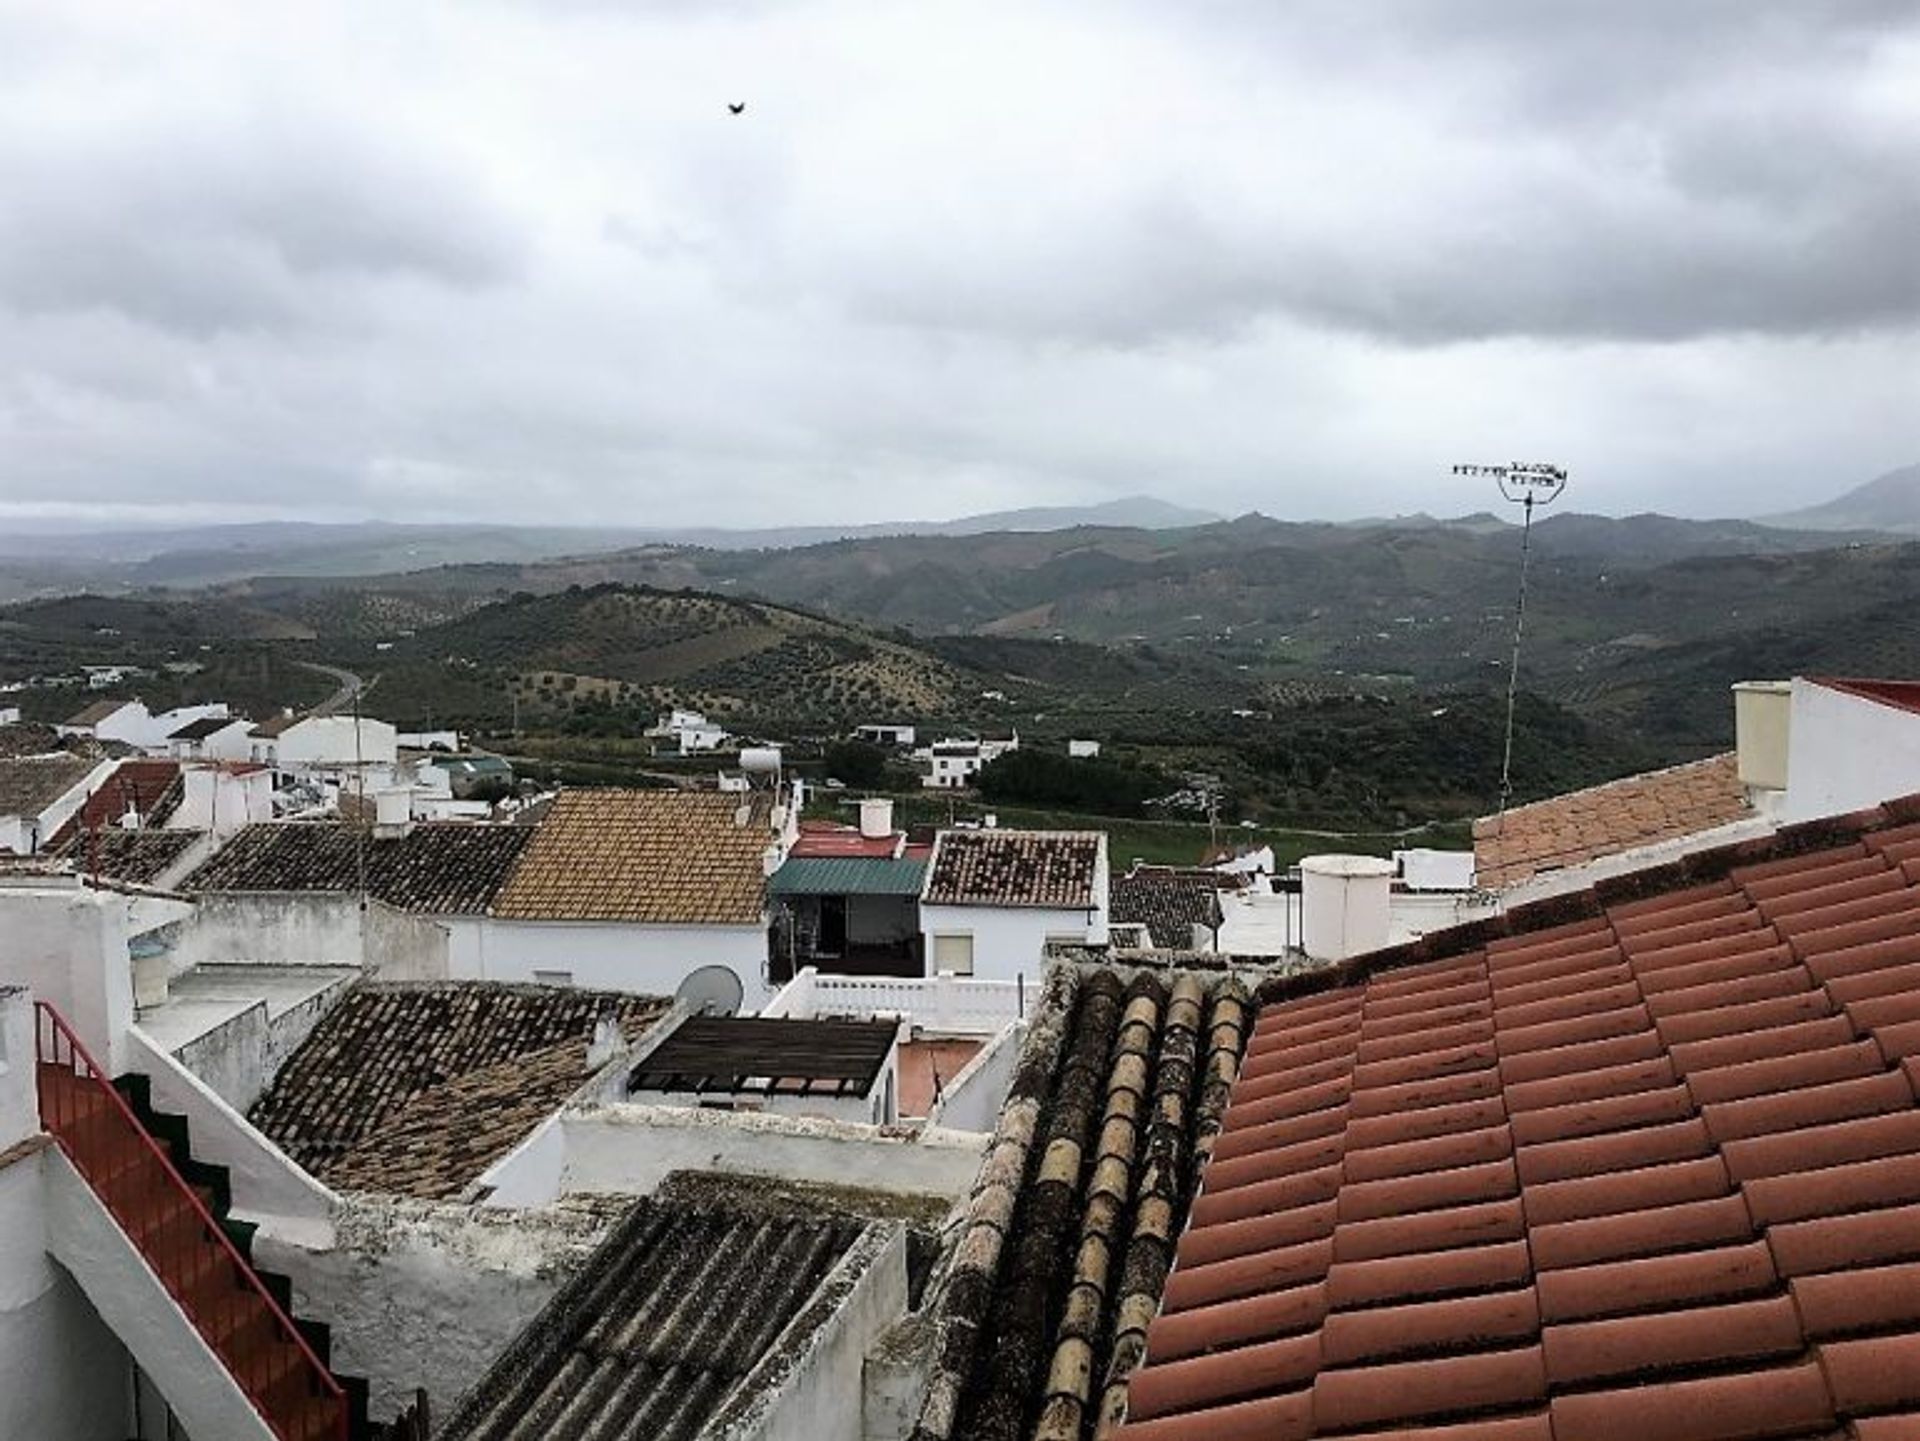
(492, 788, 772, 924)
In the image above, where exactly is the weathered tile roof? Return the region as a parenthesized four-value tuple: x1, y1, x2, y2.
(55, 827, 204, 886)
(1110, 794, 1920, 1440)
(48, 758, 183, 848)
(1474, 752, 1753, 888)
(914, 963, 1252, 1441)
(251, 712, 300, 738)
(628, 1015, 900, 1098)
(0, 753, 94, 819)
(1111, 868, 1231, 949)
(62, 698, 132, 728)
(249, 982, 669, 1196)
(924, 830, 1103, 909)
(438, 1198, 866, 1441)
(491, 789, 771, 925)
(0, 722, 62, 758)
(168, 714, 241, 741)
(791, 819, 904, 859)
(182, 821, 533, 914)
(769, 854, 929, 897)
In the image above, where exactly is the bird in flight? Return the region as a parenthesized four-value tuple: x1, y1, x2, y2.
(728, 102, 746, 115)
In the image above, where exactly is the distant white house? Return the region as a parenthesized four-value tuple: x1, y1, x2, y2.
(57, 699, 233, 754)
(166, 715, 254, 763)
(1067, 739, 1101, 759)
(0, 753, 114, 855)
(0, 706, 20, 726)
(57, 698, 150, 745)
(649, 708, 729, 755)
(855, 723, 916, 748)
(918, 829, 1109, 980)
(918, 732, 1019, 790)
(252, 714, 398, 777)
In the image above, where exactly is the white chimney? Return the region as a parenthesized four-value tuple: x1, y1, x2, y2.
(1732, 680, 1792, 795)
(859, 797, 894, 839)
(1300, 854, 1394, 963)
(373, 787, 413, 840)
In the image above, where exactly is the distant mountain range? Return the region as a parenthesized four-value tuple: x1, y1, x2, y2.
(1759, 463, 1920, 534)
(0, 495, 1221, 597)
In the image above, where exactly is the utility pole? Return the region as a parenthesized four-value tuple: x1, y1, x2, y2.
(1451, 460, 1569, 818)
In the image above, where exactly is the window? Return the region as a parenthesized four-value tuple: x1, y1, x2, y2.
(932, 933, 974, 976)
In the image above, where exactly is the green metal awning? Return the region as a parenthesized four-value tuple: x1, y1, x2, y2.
(769, 856, 928, 898)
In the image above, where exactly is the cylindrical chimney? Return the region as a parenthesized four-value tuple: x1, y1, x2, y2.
(1299, 854, 1394, 962)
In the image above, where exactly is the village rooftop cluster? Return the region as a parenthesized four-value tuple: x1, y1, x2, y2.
(4, 673, 1920, 1438)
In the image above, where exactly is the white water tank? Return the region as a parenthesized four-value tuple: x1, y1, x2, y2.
(1300, 854, 1394, 962)
(859, 797, 894, 839)
(740, 746, 783, 774)
(374, 787, 413, 838)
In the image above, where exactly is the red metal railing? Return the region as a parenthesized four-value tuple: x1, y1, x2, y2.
(35, 1001, 348, 1441)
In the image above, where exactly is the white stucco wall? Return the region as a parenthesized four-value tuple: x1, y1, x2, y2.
(44, 1150, 276, 1441)
(924, 1022, 1022, 1134)
(171, 892, 365, 969)
(0, 882, 138, 1074)
(918, 904, 1092, 983)
(252, 1195, 616, 1421)
(124, 1027, 336, 1225)
(473, 918, 772, 1003)
(1783, 678, 1920, 822)
(536, 1105, 986, 1205)
(0, 1148, 131, 1441)
(275, 717, 399, 769)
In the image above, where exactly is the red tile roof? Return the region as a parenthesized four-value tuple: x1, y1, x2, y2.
(1813, 676, 1920, 718)
(790, 820, 903, 859)
(48, 759, 182, 849)
(1115, 795, 1920, 1441)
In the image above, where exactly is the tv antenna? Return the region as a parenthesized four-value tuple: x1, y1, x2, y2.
(1452, 461, 1569, 817)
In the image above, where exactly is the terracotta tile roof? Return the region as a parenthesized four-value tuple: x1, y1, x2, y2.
(439, 1198, 867, 1441)
(923, 829, 1103, 909)
(55, 828, 204, 886)
(48, 758, 183, 848)
(0, 753, 93, 819)
(490, 788, 772, 925)
(1112, 867, 1233, 948)
(249, 982, 668, 1197)
(913, 964, 1253, 1441)
(1110, 793, 1920, 1440)
(1474, 753, 1753, 888)
(0, 722, 62, 758)
(181, 821, 532, 914)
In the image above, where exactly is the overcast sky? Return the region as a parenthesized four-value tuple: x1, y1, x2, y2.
(1, 1, 1915, 530)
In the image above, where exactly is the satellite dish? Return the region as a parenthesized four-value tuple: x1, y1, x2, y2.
(675, 965, 744, 1018)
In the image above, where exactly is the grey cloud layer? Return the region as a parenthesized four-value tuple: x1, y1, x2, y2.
(0, 0, 1912, 526)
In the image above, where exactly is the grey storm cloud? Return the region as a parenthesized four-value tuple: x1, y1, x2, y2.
(0, 0, 1913, 528)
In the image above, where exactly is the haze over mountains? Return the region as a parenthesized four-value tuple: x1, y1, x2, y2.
(0, 466, 1913, 602)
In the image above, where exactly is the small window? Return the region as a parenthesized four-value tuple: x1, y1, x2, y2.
(933, 933, 974, 976)
(532, 969, 574, 988)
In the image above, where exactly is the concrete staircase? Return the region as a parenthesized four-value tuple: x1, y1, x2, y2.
(35, 1003, 366, 1441)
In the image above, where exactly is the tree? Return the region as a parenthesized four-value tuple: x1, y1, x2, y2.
(822, 739, 889, 789)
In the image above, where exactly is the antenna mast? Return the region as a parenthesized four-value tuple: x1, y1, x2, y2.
(1451, 460, 1569, 816)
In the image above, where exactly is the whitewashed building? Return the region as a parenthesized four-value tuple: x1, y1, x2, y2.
(918, 828, 1109, 980)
